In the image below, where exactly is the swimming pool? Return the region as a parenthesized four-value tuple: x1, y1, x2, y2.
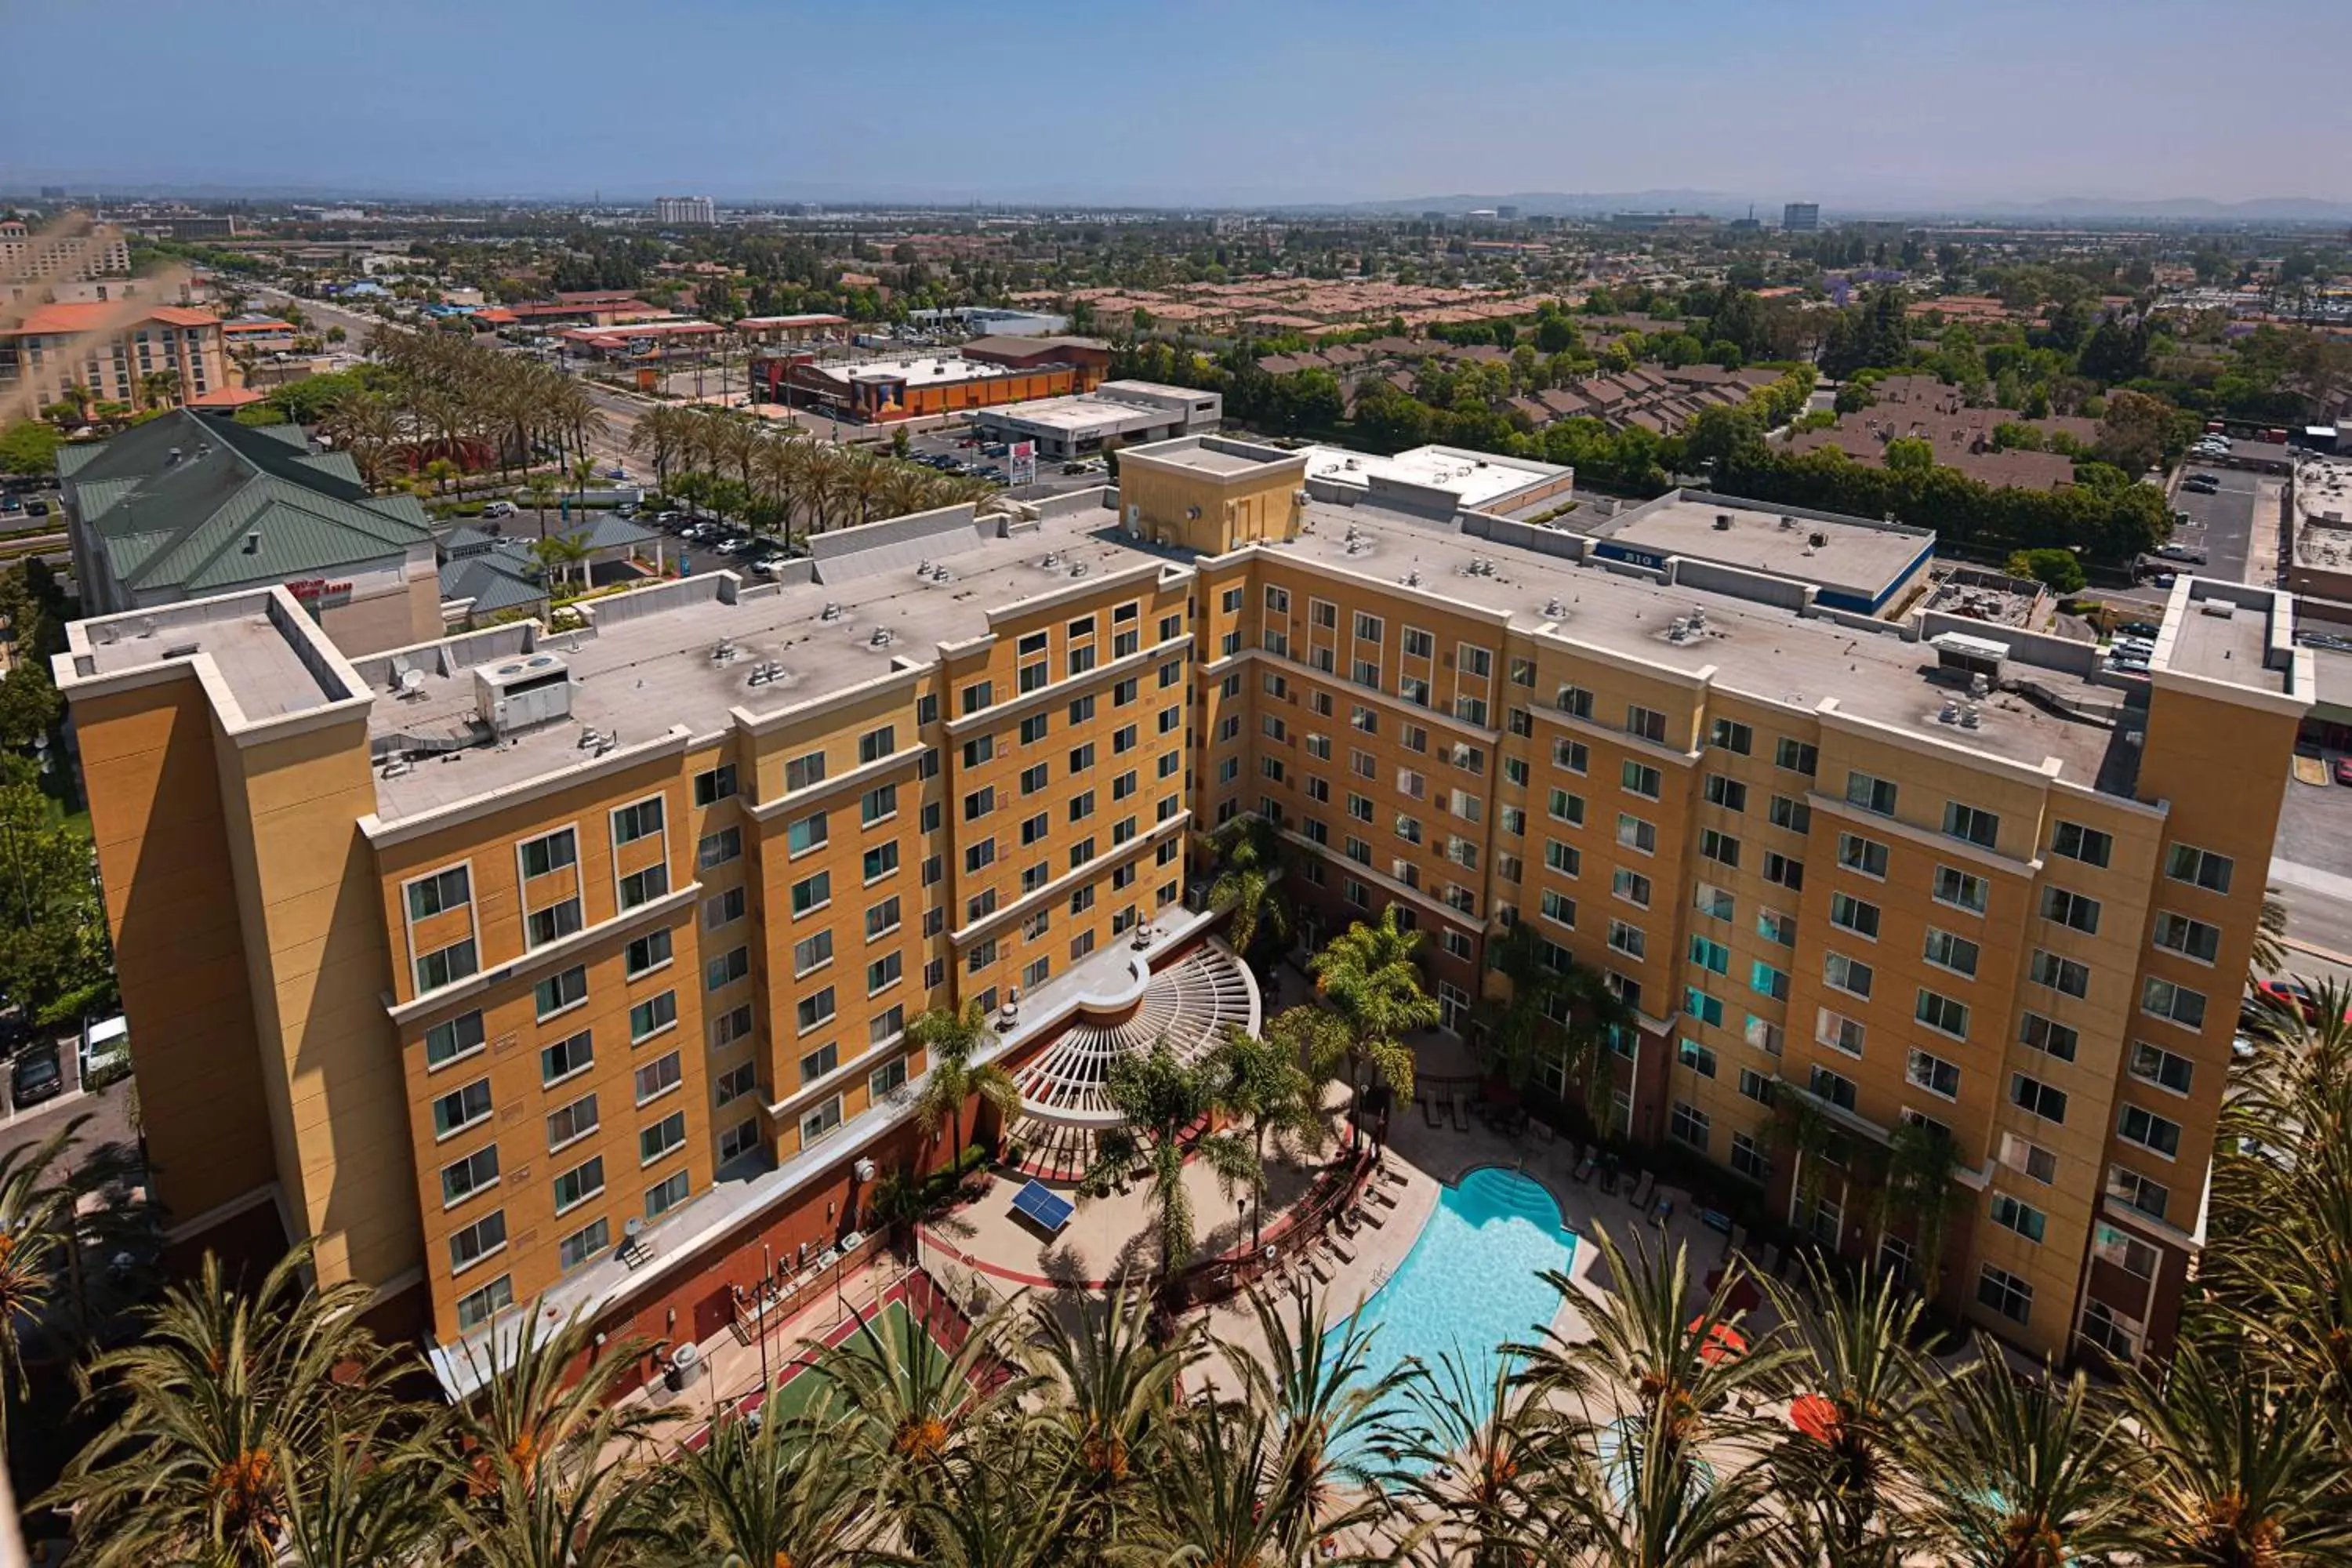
(1331, 1166, 1578, 1454)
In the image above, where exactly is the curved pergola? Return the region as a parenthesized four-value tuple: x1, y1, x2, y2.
(1005, 940, 1259, 1180)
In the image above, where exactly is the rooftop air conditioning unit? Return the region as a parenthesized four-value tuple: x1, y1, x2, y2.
(473, 652, 573, 735)
(1714, 513, 1733, 530)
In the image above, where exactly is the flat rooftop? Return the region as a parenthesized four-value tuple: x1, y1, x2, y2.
(2161, 578, 2292, 694)
(1595, 492, 1933, 601)
(1127, 434, 1300, 477)
(978, 395, 1163, 435)
(2294, 457, 2352, 568)
(1300, 444, 1567, 510)
(1269, 499, 2136, 789)
(812, 354, 1018, 387)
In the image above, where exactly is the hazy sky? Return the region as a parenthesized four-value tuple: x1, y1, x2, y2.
(5, 0, 2348, 208)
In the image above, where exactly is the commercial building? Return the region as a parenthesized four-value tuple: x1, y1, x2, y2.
(1580, 491, 1936, 618)
(0, 302, 228, 413)
(2288, 455, 2352, 604)
(753, 352, 1082, 423)
(972, 380, 1222, 460)
(734, 314, 851, 347)
(1784, 202, 1821, 232)
(64, 435, 2304, 1385)
(222, 315, 300, 354)
(0, 220, 131, 281)
(653, 196, 717, 227)
(959, 336, 1112, 387)
(1297, 443, 1575, 518)
(909, 307, 1070, 339)
(59, 409, 440, 653)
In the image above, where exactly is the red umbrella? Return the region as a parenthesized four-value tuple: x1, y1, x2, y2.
(1789, 1392, 1842, 1443)
(1690, 1318, 1748, 1364)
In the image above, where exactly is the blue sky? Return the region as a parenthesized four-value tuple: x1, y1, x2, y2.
(4, 0, 2347, 207)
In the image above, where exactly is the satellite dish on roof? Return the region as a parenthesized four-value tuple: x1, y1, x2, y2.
(399, 668, 425, 694)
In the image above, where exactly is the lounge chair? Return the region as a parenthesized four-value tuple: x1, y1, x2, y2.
(1381, 1163, 1408, 1188)
(1529, 1117, 1555, 1142)
(1450, 1098, 1468, 1131)
(1423, 1094, 1443, 1128)
(1573, 1146, 1598, 1183)
(1357, 1203, 1387, 1229)
(1629, 1171, 1655, 1208)
(1328, 1235, 1358, 1264)
(1598, 1154, 1621, 1196)
(1308, 1249, 1336, 1283)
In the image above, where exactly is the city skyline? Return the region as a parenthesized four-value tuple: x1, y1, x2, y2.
(3, 0, 2349, 212)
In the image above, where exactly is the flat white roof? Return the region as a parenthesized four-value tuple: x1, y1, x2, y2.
(810, 354, 1018, 387)
(1299, 443, 1566, 509)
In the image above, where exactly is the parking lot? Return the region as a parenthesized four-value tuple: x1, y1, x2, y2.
(2166, 463, 2269, 583)
(900, 424, 1111, 503)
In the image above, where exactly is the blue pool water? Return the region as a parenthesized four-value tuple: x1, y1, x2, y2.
(1330, 1167, 1577, 1457)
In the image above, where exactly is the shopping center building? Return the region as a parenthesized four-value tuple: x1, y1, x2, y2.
(61, 433, 2307, 1384)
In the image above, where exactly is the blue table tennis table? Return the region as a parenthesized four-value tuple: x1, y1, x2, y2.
(1011, 1179, 1074, 1234)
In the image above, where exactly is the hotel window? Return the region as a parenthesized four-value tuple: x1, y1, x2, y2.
(1692, 882, 1732, 920)
(792, 870, 833, 914)
(869, 952, 903, 994)
(1540, 891, 1575, 928)
(860, 784, 897, 827)
(800, 1096, 843, 1148)
(705, 946, 750, 992)
(797, 987, 837, 1033)
(1689, 936, 1730, 975)
(1933, 865, 1988, 914)
(1828, 893, 1880, 939)
(526, 895, 583, 949)
(1749, 961, 1790, 1002)
(718, 1118, 761, 1165)
(1990, 1192, 2046, 1244)
(1762, 852, 1804, 891)
(2041, 887, 2101, 935)
(2020, 1012, 2078, 1062)
(712, 1004, 755, 1051)
(2050, 820, 2113, 867)
(865, 896, 902, 940)
(405, 866, 470, 921)
(1730, 1132, 1769, 1182)
(785, 811, 827, 855)
(1836, 833, 1888, 878)
(960, 680, 993, 716)
(793, 931, 833, 977)
(1553, 737, 1589, 774)
(869, 1005, 906, 1047)
(435, 1081, 494, 1142)
(1774, 737, 1818, 776)
(535, 964, 587, 1020)
(2108, 1163, 2170, 1221)
(557, 1218, 611, 1275)
(1844, 771, 1898, 817)
(1816, 1010, 1865, 1057)
(646, 1170, 691, 1217)
(440, 1145, 500, 1207)
(1616, 815, 1657, 855)
(713, 1062, 757, 1108)
(2165, 843, 2234, 893)
(1709, 717, 1752, 755)
(1808, 1065, 1857, 1112)
(1906, 1047, 1962, 1099)
(1613, 869, 1652, 908)
(540, 1030, 593, 1087)
(552, 1155, 605, 1215)
(618, 866, 670, 909)
(1998, 1131, 2058, 1185)
(1621, 760, 1662, 800)
(2141, 977, 2206, 1029)
(640, 1111, 688, 1166)
(1704, 775, 1747, 812)
(1976, 1265, 2032, 1326)
(626, 929, 673, 977)
(1922, 928, 1980, 978)
(1757, 908, 1797, 946)
(519, 829, 577, 879)
(1624, 705, 1668, 745)
(858, 724, 896, 764)
(2152, 911, 2221, 964)
(1022, 713, 1051, 746)
(2129, 1040, 2194, 1094)
(1823, 953, 1873, 1000)
(414, 938, 477, 995)
(785, 750, 826, 792)
(2029, 950, 2089, 999)
(2009, 1073, 2068, 1124)
(693, 764, 739, 805)
(1607, 920, 1646, 960)
(629, 991, 678, 1043)
(799, 1040, 839, 1086)
(1668, 1102, 1711, 1152)
(2118, 1103, 2183, 1160)
(448, 1210, 507, 1275)
(1767, 795, 1810, 834)
(612, 797, 665, 845)
(424, 1010, 486, 1069)
(1943, 802, 2000, 849)
(2092, 1222, 2160, 1279)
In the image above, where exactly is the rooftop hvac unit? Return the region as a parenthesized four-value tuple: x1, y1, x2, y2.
(472, 652, 573, 735)
(1714, 513, 1733, 530)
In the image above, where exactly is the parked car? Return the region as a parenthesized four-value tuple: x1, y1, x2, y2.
(10, 1042, 62, 1109)
(2118, 621, 2160, 638)
(2298, 631, 2352, 652)
(2157, 544, 2205, 563)
(2250, 977, 2352, 1024)
(2336, 757, 2352, 787)
(481, 500, 517, 519)
(80, 1014, 129, 1080)
(24, 500, 48, 517)
(2152, 572, 2177, 588)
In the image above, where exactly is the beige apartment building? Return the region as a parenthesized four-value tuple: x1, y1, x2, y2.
(0, 300, 228, 412)
(60, 437, 2305, 1385)
(0, 219, 132, 284)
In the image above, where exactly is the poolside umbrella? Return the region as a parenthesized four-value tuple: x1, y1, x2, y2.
(1690, 1319, 1748, 1365)
(1788, 1392, 1842, 1443)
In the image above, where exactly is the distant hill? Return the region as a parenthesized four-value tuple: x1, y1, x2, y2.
(1296, 190, 1755, 218)
(2020, 195, 2352, 222)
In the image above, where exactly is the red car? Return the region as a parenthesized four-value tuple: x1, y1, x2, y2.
(2335, 757, 2352, 787)
(2252, 977, 2352, 1025)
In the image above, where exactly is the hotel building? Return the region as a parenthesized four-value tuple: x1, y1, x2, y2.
(60, 437, 2304, 1386)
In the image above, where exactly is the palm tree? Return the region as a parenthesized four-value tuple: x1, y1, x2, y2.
(907, 999, 1018, 1166)
(2116, 1338, 2352, 1568)
(1472, 919, 1633, 1104)
(137, 369, 181, 412)
(271, 1405, 447, 1568)
(423, 455, 460, 496)
(1308, 905, 1439, 1149)
(1557, 1397, 1780, 1568)
(1127, 1392, 1303, 1568)
(0, 1114, 83, 1452)
(1218, 1287, 1408, 1561)
(531, 532, 593, 595)
(1391, 1347, 1563, 1568)
(1875, 1120, 1962, 1301)
(1210, 1023, 1330, 1247)
(805, 1290, 1035, 1554)
(523, 472, 559, 540)
(914, 1421, 1080, 1568)
(2252, 885, 2291, 975)
(1900, 1348, 2131, 1568)
(440, 1307, 663, 1568)
(44, 1243, 402, 1568)
(1079, 1036, 1261, 1275)
(649, 1395, 871, 1568)
(1024, 1284, 1196, 1552)
(1206, 812, 1288, 967)
(1759, 1254, 1946, 1568)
